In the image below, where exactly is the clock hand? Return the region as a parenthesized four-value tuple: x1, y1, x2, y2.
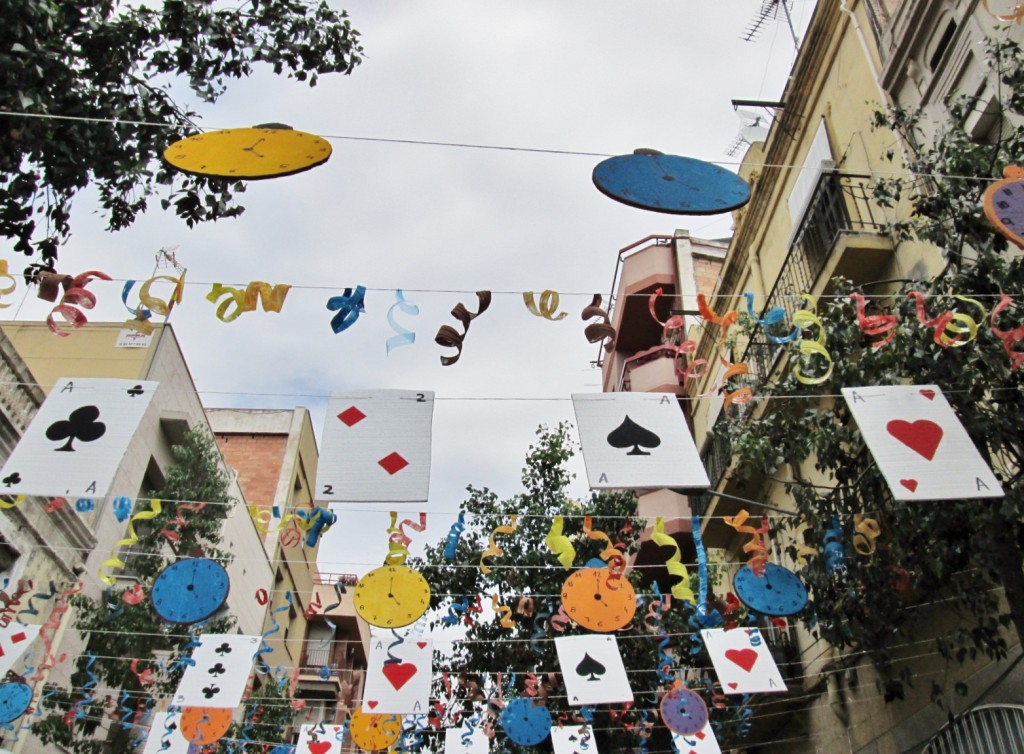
(242, 138, 266, 158)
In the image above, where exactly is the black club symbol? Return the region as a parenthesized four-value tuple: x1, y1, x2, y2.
(214, 642, 232, 656)
(2, 473, 20, 487)
(46, 405, 106, 452)
(207, 662, 226, 677)
(202, 684, 221, 699)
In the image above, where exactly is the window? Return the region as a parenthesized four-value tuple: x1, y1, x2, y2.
(924, 704, 1024, 753)
(928, 18, 958, 72)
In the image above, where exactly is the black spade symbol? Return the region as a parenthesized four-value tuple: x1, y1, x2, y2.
(215, 642, 232, 656)
(126, 384, 144, 398)
(207, 662, 226, 677)
(45, 405, 106, 452)
(202, 684, 221, 699)
(575, 653, 607, 681)
(606, 415, 661, 456)
(2, 473, 20, 487)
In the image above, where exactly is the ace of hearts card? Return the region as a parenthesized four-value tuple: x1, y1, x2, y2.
(555, 634, 633, 706)
(362, 628, 432, 714)
(0, 378, 158, 498)
(701, 628, 787, 694)
(571, 393, 709, 490)
(672, 722, 723, 754)
(171, 634, 259, 708)
(315, 390, 434, 502)
(295, 723, 346, 754)
(841, 385, 1003, 501)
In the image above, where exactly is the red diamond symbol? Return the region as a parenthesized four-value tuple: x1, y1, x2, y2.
(11, 632, 25, 644)
(378, 452, 409, 475)
(337, 406, 366, 427)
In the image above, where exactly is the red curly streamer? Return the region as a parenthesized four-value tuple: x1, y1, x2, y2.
(851, 292, 898, 348)
(723, 510, 770, 576)
(908, 291, 985, 347)
(991, 294, 1024, 370)
(0, 580, 32, 628)
(583, 516, 625, 585)
(648, 287, 684, 336)
(386, 511, 428, 566)
(549, 604, 573, 633)
(47, 271, 111, 337)
(28, 583, 82, 709)
(159, 502, 207, 544)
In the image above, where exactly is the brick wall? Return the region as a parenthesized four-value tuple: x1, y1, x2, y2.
(692, 254, 724, 299)
(214, 433, 288, 512)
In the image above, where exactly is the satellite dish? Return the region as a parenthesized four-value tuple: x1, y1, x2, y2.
(735, 108, 765, 124)
(741, 125, 770, 143)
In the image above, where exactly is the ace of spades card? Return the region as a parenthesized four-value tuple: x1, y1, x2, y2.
(141, 711, 190, 754)
(571, 393, 709, 490)
(171, 634, 259, 708)
(701, 628, 787, 694)
(0, 378, 158, 498)
(362, 628, 432, 714)
(0, 623, 39, 679)
(841, 385, 1003, 501)
(315, 390, 434, 502)
(444, 725, 490, 754)
(296, 723, 345, 754)
(555, 635, 633, 706)
(550, 723, 600, 754)
(672, 722, 723, 754)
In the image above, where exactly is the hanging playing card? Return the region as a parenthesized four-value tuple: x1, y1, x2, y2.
(841, 385, 1003, 501)
(701, 628, 787, 694)
(362, 627, 432, 714)
(141, 711, 190, 754)
(571, 393, 709, 489)
(0, 378, 158, 497)
(296, 723, 346, 754)
(555, 634, 633, 705)
(316, 390, 434, 502)
(550, 722, 600, 754)
(672, 722, 723, 754)
(0, 623, 39, 679)
(171, 634, 259, 708)
(444, 725, 490, 754)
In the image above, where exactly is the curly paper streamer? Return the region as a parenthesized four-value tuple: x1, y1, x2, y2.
(652, 517, 694, 603)
(48, 270, 112, 336)
(326, 285, 367, 334)
(443, 512, 466, 561)
(111, 496, 133, 522)
(743, 292, 800, 343)
(69, 654, 97, 722)
(467, 594, 484, 624)
(0, 261, 16, 309)
(0, 580, 31, 627)
(16, 580, 56, 622)
(159, 501, 207, 544)
(43, 497, 65, 513)
(480, 516, 518, 574)
(386, 289, 420, 354)
(386, 511, 428, 566)
(549, 602, 572, 633)
(320, 579, 347, 650)
(792, 294, 834, 384)
(697, 294, 753, 406)
(980, 0, 1024, 22)
(121, 281, 152, 325)
(723, 509, 770, 576)
(582, 293, 616, 346)
(907, 292, 984, 347)
(74, 497, 94, 513)
(385, 628, 405, 666)
(436, 290, 492, 366)
(647, 287, 683, 335)
(99, 498, 161, 585)
(524, 290, 568, 321)
(530, 601, 552, 653)
(822, 517, 846, 575)
(247, 504, 299, 535)
(295, 506, 336, 547)
(582, 515, 625, 584)
(991, 294, 1024, 370)
(442, 596, 470, 627)
(692, 514, 709, 615)
(490, 594, 516, 629)
(646, 584, 675, 683)
(850, 292, 898, 348)
(852, 513, 882, 557)
(255, 592, 293, 676)
(544, 515, 576, 569)
(130, 659, 155, 687)
(159, 708, 180, 753)
(29, 583, 81, 704)
(206, 281, 291, 322)
(697, 293, 739, 329)
(122, 272, 186, 334)
(0, 495, 26, 511)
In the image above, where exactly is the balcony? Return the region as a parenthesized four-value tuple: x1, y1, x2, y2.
(605, 235, 678, 358)
(611, 345, 687, 396)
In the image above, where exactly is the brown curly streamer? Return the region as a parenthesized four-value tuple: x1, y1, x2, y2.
(582, 293, 616, 348)
(435, 291, 492, 366)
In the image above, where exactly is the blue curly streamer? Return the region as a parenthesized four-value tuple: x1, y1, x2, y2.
(112, 496, 133, 522)
(386, 289, 420, 354)
(530, 599, 553, 654)
(256, 592, 293, 675)
(160, 707, 180, 752)
(17, 580, 56, 621)
(441, 596, 469, 627)
(327, 286, 367, 334)
(74, 498, 95, 513)
(118, 690, 134, 730)
(443, 512, 466, 561)
(744, 291, 800, 343)
(73, 654, 97, 720)
(121, 281, 152, 322)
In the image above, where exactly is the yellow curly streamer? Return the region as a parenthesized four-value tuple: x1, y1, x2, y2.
(544, 515, 576, 569)
(100, 498, 162, 585)
(792, 294, 834, 385)
(652, 517, 695, 602)
(0, 261, 16, 309)
(206, 282, 292, 323)
(247, 504, 299, 535)
(491, 594, 516, 628)
(125, 273, 187, 334)
(0, 495, 26, 510)
(481, 516, 518, 574)
(852, 514, 881, 557)
(523, 290, 568, 321)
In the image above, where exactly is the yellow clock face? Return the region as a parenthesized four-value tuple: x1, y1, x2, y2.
(349, 708, 402, 751)
(354, 565, 431, 628)
(561, 567, 637, 632)
(162, 125, 332, 180)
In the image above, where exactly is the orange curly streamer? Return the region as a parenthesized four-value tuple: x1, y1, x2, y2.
(491, 594, 516, 629)
(723, 509, 770, 576)
(583, 515, 625, 585)
(481, 516, 518, 574)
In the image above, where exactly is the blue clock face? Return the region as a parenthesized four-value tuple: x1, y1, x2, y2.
(151, 558, 230, 624)
(733, 562, 808, 617)
(660, 686, 708, 736)
(500, 698, 551, 746)
(0, 682, 32, 724)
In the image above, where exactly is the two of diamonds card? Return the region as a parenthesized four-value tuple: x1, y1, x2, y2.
(571, 393, 709, 490)
(362, 628, 432, 714)
(555, 634, 633, 705)
(296, 723, 346, 754)
(841, 385, 1003, 501)
(0, 378, 158, 498)
(701, 628, 787, 694)
(316, 390, 434, 502)
(171, 634, 260, 708)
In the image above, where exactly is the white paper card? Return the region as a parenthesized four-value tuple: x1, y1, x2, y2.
(841, 385, 1003, 501)
(362, 627, 432, 713)
(171, 634, 259, 708)
(555, 634, 633, 705)
(296, 723, 346, 753)
(571, 393, 709, 490)
(141, 711, 190, 754)
(0, 623, 39, 679)
(550, 723, 599, 754)
(0, 378, 159, 498)
(673, 722, 723, 754)
(445, 725, 490, 754)
(316, 390, 434, 502)
(701, 627, 787, 694)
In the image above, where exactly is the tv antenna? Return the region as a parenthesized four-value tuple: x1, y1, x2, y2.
(725, 108, 772, 156)
(742, 0, 799, 49)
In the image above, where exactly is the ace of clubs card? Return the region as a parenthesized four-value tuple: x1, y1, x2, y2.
(550, 723, 599, 754)
(171, 634, 259, 708)
(296, 723, 345, 754)
(841, 385, 1003, 501)
(445, 725, 490, 754)
(0, 378, 159, 498)
(555, 635, 633, 706)
(362, 628, 432, 714)
(571, 393, 709, 490)
(672, 722, 723, 754)
(141, 711, 189, 754)
(316, 390, 434, 502)
(701, 628, 787, 694)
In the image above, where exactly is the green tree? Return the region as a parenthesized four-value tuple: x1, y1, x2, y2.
(725, 36, 1024, 704)
(0, 0, 363, 264)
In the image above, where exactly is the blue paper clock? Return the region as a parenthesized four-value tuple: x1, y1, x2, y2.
(151, 557, 230, 624)
(0, 682, 32, 724)
(500, 698, 552, 746)
(733, 562, 808, 617)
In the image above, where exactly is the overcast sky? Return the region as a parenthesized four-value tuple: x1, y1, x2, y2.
(8, 0, 814, 576)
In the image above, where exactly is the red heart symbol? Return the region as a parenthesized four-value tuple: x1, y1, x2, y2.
(920, 389, 935, 400)
(887, 419, 943, 460)
(727, 682, 738, 690)
(725, 648, 758, 672)
(382, 662, 417, 690)
(417, 641, 428, 649)
(367, 700, 378, 709)
(309, 743, 331, 754)
(900, 479, 919, 492)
